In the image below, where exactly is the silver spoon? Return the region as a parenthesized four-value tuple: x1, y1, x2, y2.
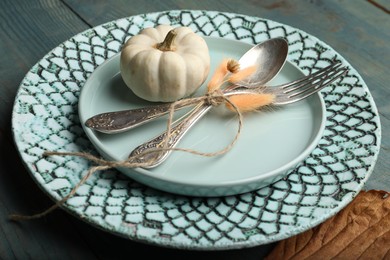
(85, 37, 288, 134)
(129, 38, 289, 167)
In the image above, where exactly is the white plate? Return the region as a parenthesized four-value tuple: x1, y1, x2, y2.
(12, 11, 381, 250)
(79, 37, 326, 196)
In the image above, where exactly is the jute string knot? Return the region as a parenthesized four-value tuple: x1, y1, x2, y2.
(205, 89, 225, 107)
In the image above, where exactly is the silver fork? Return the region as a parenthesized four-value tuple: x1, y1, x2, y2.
(129, 62, 348, 168)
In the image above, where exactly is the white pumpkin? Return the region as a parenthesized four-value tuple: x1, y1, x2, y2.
(120, 25, 210, 102)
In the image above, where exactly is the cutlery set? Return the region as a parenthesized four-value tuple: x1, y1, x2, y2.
(85, 38, 347, 167)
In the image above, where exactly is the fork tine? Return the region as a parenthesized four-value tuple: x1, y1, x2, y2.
(288, 66, 347, 97)
(272, 66, 348, 105)
(287, 67, 348, 102)
(283, 63, 343, 94)
(281, 61, 342, 91)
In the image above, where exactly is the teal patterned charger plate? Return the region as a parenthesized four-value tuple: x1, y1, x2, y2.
(12, 10, 381, 249)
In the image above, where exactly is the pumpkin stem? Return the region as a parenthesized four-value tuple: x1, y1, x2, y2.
(156, 29, 177, 51)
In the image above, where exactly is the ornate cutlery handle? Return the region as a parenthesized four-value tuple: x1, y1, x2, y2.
(129, 103, 212, 168)
(85, 101, 196, 134)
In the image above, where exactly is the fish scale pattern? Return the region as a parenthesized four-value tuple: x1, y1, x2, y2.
(12, 10, 380, 249)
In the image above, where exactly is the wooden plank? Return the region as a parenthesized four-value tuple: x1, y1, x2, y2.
(0, 0, 97, 259)
(0, 0, 90, 130)
(368, 0, 390, 13)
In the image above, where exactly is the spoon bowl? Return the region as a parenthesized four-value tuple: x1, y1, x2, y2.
(236, 37, 288, 86)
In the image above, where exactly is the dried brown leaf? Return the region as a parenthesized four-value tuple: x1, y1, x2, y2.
(265, 190, 390, 260)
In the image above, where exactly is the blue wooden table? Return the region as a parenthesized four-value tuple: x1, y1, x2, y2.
(0, 1, 388, 259)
